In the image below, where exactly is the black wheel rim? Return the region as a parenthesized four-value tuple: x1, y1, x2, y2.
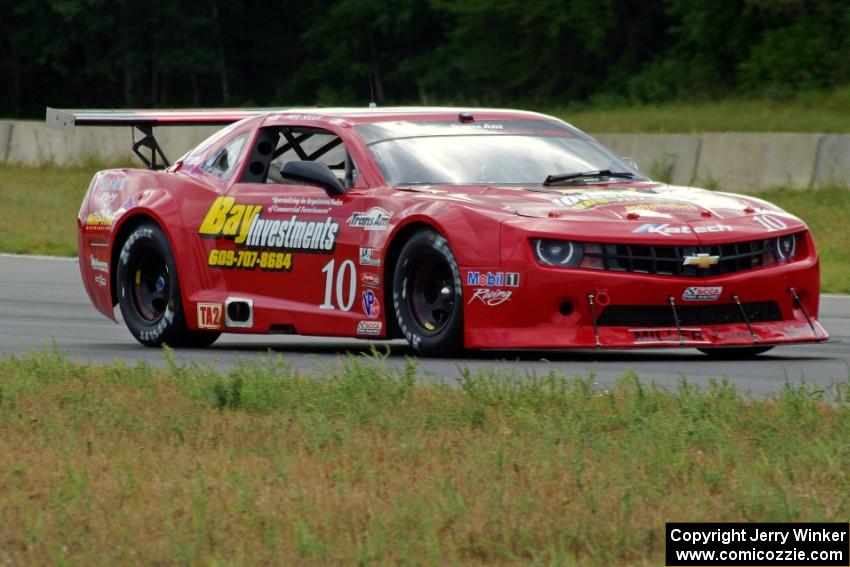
(130, 247, 170, 322)
(408, 253, 455, 334)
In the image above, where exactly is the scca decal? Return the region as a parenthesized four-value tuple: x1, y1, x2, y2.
(199, 197, 339, 253)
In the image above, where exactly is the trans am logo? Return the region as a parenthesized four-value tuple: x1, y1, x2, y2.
(348, 207, 391, 230)
(199, 197, 338, 252)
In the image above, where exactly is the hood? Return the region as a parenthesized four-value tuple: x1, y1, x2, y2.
(398, 181, 806, 242)
(400, 181, 767, 221)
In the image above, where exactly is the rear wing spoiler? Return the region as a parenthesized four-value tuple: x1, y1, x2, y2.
(45, 107, 289, 169)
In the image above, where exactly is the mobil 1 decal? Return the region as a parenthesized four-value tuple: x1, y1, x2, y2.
(464, 270, 521, 307)
(198, 196, 340, 271)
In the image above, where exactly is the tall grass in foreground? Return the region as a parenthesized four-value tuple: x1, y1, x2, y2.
(0, 348, 849, 565)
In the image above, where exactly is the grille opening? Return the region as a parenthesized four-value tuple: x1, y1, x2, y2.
(578, 234, 799, 277)
(596, 301, 782, 327)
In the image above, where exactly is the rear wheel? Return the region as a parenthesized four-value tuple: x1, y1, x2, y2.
(697, 346, 774, 359)
(392, 229, 463, 356)
(116, 222, 219, 348)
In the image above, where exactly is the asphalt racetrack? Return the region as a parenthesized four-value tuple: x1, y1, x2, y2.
(2, 254, 848, 396)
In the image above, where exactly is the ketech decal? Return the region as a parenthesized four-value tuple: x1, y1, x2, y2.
(631, 328, 707, 343)
(197, 303, 222, 329)
(682, 286, 723, 301)
(632, 223, 733, 237)
(198, 197, 339, 253)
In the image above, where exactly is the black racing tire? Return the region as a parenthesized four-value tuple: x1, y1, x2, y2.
(392, 229, 464, 356)
(697, 346, 774, 359)
(116, 222, 220, 348)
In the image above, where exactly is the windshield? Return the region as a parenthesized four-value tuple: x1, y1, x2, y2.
(359, 120, 644, 186)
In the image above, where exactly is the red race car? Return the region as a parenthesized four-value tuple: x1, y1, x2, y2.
(48, 106, 828, 356)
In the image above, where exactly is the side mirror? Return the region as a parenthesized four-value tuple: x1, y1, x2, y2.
(280, 161, 346, 195)
(621, 157, 640, 172)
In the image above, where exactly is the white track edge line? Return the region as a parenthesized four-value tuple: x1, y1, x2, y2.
(0, 253, 77, 261)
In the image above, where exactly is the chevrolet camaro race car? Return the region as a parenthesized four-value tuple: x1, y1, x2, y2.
(48, 106, 829, 356)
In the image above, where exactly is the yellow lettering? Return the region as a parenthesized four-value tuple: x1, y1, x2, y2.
(198, 197, 234, 236)
(235, 205, 262, 245)
(222, 204, 245, 237)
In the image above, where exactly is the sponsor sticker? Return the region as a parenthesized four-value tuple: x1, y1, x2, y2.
(361, 290, 381, 318)
(682, 286, 722, 301)
(269, 195, 342, 215)
(630, 328, 707, 343)
(624, 203, 699, 213)
(347, 207, 391, 230)
(468, 288, 512, 306)
(98, 192, 119, 208)
(94, 274, 107, 287)
(90, 255, 109, 273)
(197, 302, 223, 330)
(86, 212, 113, 227)
(553, 190, 662, 210)
(357, 320, 382, 336)
(632, 223, 733, 237)
(706, 328, 752, 341)
(207, 249, 292, 271)
(360, 272, 380, 288)
(198, 197, 339, 255)
(359, 247, 381, 266)
(465, 271, 520, 288)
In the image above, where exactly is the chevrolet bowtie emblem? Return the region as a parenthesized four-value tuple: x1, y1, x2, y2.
(683, 253, 720, 269)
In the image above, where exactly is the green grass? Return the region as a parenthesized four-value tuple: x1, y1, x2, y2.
(1, 164, 847, 292)
(0, 165, 94, 256)
(0, 347, 848, 565)
(549, 88, 850, 133)
(756, 188, 850, 294)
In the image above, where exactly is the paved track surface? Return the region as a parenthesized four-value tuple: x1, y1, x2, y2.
(1, 255, 847, 395)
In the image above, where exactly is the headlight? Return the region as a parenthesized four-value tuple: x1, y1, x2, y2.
(532, 239, 583, 267)
(774, 234, 797, 262)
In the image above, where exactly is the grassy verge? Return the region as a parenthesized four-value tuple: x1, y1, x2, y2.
(754, 188, 850, 294)
(550, 88, 850, 133)
(0, 348, 848, 565)
(0, 164, 848, 292)
(0, 165, 94, 256)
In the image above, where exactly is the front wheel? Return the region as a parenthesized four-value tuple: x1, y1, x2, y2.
(116, 222, 219, 348)
(697, 346, 774, 359)
(392, 229, 464, 356)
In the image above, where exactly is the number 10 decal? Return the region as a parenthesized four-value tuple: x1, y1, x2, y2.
(320, 259, 356, 311)
(753, 214, 787, 232)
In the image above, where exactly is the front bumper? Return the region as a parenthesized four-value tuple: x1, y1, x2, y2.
(462, 233, 828, 350)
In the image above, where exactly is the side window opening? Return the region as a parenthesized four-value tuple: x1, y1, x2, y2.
(202, 133, 248, 180)
(263, 127, 359, 187)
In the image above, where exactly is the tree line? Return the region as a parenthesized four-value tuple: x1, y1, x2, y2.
(2, 0, 849, 118)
